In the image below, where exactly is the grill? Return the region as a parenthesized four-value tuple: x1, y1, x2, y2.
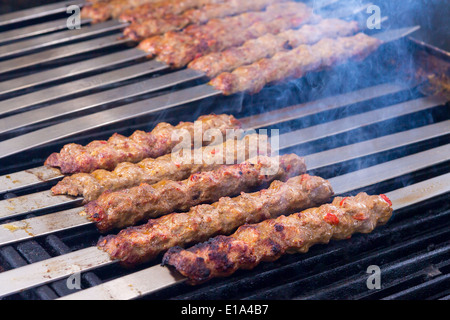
(0, 0, 449, 302)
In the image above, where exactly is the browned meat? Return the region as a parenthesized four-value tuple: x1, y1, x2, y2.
(83, 154, 306, 232)
(119, 0, 225, 23)
(81, 0, 162, 23)
(99, 174, 333, 267)
(163, 193, 393, 284)
(188, 19, 360, 78)
(51, 133, 271, 202)
(44, 114, 241, 174)
(123, 0, 285, 41)
(138, 2, 317, 68)
(210, 33, 382, 95)
(124, 15, 191, 41)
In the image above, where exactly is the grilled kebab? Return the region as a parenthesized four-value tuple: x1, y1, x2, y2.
(44, 114, 241, 174)
(123, 0, 285, 40)
(83, 154, 306, 232)
(82, 0, 224, 23)
(138, 2, 318, 68)
(210, 32, 383, 95)
(99, 174, 333, 267)
(119, 0, 226, 23)
(188, 18, 361, 78)
(163, 192, 393, 284)
(51, 133, 271, 202)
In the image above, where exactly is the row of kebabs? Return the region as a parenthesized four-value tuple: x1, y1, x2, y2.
(79, 0, 383, 95)
(44, 114, 393, 284)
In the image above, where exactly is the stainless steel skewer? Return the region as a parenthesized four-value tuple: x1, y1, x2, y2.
(0, 18, 92, 45)
(0, 48, 149, 96)
(0, 0, 86, 28)
(0, 20, 128, 61)
(0, 60, 169, 116)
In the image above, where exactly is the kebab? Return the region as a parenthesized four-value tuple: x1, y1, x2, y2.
(44, 114, 241, 174)
(81, 0, 167, 23)
(118, 0, 228, 23)
(98, 174, 333, 267)
(188, 18, 361, 78)
(210, 32, 383, 95)
(82, 0, 224, 23)
(123, 0, 286, 41)
(51, 133, 271, 202)
(82, 154, 306, 232)
(139, 2, 318, 68)
(163, 192, 393, 284)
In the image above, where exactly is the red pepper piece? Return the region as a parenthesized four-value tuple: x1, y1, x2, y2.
(339, 197, 349, 207)
(324, 213, 339, 225)
(380, 194, 392, 206)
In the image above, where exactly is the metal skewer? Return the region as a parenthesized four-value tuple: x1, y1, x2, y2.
(0, 48, 149, 96)
(0, 20, 128, 61)
(0, 18, 92, 45)
(0, 0, 86, 28)
(0, 60, 169, 116)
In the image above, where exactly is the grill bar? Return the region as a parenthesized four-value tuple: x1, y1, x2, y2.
(0, 60, 168, 116)
(239, 83, 412, 130)
(63, 262, 188, 300)
(0, 20, 128, 61)
(0, 166, 64, 197)
(0, 0, 85, 28)
(327, 144, 450, 195)
(0, 246, 113, 298)
(0, 18, 92, 45)
(0, 143, 448, 299)
(277, 95, 446, 150)
(1, 119, 447, 245)
(0, 191, 82, 220)
(0, 68, 204, 134)
(305, 119, 450, 170)
(1, 92, 441, 218)
(59, 172, 450, 300)
(0, 208, 89, 246)
(0, 48, 148, 96)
